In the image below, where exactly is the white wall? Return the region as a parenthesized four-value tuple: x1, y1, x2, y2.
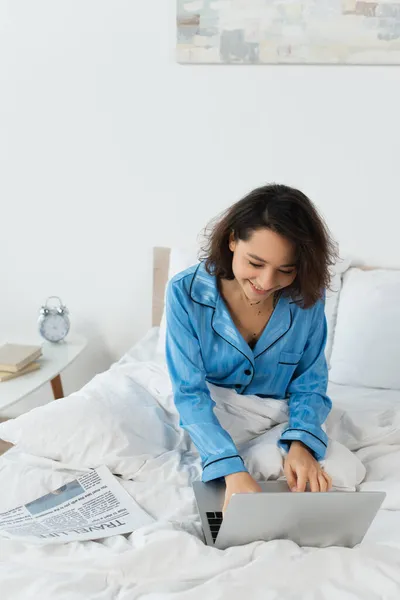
(1, 1, 399, 415)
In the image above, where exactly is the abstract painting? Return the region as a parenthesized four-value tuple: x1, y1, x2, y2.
(177, 1, 400, 64)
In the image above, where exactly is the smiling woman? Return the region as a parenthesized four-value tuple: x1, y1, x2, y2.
(201, 183, 338, 309)
(165, 183, 340, 512)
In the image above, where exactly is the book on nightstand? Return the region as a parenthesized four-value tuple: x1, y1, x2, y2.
(0, 361, 41, 382)
(0, 343, 42, 374)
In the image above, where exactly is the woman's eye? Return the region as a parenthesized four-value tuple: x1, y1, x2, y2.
(248, 261, 294, 275)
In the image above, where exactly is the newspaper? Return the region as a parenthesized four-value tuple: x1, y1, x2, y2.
(0, 465, 154, 544)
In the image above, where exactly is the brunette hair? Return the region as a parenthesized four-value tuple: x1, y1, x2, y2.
(199, 184, 339, 309)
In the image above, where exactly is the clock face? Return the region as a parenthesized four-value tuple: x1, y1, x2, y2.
(40, 314, 70, 342)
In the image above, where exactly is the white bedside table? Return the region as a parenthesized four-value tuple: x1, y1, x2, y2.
(0, 335, 87, 413)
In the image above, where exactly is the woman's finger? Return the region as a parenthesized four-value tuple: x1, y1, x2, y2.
(222, 492, 231, 515)
(296, 469, 308, 493)
(322, 470, 333, 491)
(284, 462, 297, 491)
(318, 472, 328, 492)
(309, 471, 320, 492)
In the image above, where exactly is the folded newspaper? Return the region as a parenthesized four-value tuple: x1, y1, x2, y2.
(0, 465, 154, 544)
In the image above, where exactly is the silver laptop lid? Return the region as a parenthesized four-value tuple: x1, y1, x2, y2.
(192, 481, 385, 549)
(216, 490, 386, 550)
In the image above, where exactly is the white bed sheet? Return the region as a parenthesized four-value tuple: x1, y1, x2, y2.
(1, 328, 400, 600)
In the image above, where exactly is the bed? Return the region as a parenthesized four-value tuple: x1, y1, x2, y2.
(0, 248, 400, 600)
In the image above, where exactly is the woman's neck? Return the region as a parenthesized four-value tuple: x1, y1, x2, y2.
(219, 277, 275, 312)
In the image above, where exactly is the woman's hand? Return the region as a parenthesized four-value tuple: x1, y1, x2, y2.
(223, 472, 262, 514)
(284, 441, 332, 492)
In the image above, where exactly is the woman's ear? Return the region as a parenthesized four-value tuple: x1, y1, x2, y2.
(228, 231, 236, 253)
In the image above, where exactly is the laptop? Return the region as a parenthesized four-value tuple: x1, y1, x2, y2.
(193, 479, 385, 550)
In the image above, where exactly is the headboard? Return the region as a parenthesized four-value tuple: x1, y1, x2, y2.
(152, 247, 379, 327)
(153, 247, 171, 327)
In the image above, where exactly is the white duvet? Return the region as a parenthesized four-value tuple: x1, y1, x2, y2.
(1, 329, 400, 599)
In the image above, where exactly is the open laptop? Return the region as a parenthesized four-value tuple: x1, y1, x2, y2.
(193, 480, 385, 550)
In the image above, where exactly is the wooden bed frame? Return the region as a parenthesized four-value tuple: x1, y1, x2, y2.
(152, 247, 171, 328)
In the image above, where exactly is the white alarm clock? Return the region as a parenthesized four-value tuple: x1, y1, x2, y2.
(38, 296, 70, 343)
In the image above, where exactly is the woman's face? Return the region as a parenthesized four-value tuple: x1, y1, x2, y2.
(229, 228, 297, 303)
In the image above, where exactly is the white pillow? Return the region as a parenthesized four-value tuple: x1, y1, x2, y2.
(156, 246, 351, 366)
(0, 365, 179, 479)
(329, 268, 400, 390)
(156, 246, 199, 356)
(325, 255, 352, 367)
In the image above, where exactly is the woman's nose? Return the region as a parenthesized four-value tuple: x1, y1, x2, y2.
(258, 270, 276, 290)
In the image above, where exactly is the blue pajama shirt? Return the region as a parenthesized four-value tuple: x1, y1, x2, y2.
(165, 262, 332, 482)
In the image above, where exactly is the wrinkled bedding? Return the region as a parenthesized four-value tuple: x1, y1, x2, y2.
(1, 328, 400, 599)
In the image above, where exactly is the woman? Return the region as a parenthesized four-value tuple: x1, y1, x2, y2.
(165, 184, 338, 513)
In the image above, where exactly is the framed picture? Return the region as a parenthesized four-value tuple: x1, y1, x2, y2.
(177, 1, 400, 65)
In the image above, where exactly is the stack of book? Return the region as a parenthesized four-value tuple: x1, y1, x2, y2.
(0, 343, 42, 382)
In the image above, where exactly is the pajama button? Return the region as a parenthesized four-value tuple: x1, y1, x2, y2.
(244, 369, 251, 376)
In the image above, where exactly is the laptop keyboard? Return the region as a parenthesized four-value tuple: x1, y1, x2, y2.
(206, 511, 223, 543)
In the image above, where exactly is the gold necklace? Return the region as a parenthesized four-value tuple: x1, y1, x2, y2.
(246, 290, 279, 310)
(249, 291, 280, 342)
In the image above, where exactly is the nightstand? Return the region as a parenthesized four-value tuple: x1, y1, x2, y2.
(0, 335, 87, 413)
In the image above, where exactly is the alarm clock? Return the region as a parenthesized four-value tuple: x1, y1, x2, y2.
(38, 296, 70, 343)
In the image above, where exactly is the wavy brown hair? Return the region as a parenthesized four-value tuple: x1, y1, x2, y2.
(199, 184, 339, 309)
